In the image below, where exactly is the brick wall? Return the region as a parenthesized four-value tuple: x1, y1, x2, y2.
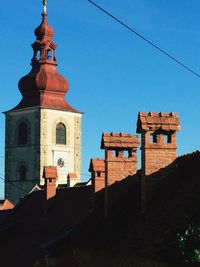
(89, 133, 139, 192)
(89, 159, 105, 192)
(105, 148, 138, 186)
(141, 131, 177, 176)
(102, 133, 139, 188)
(43, 166, 58, 200)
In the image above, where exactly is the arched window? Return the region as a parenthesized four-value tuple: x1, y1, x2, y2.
(47, 49, 53, 60)
(18, 123, 28, 145)
(36, 50, 40, 60)
(19, 165, 26, 181)
(56, 123, 66, 145)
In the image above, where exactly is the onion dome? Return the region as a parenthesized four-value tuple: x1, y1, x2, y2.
(34, 13, 54, 39)
(13, 4, 80, 113)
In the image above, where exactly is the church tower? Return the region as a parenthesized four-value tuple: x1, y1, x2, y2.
(4, 2, 82, 204)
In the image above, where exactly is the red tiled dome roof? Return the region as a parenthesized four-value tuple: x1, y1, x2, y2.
(11, 12, 81, 113)
(34, 13, 54, 39)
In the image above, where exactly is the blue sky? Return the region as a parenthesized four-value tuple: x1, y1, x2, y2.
(0, 0, 200, 198)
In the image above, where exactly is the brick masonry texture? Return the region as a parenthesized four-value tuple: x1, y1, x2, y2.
(137, 112, 180, 133)
(137, 111, 180, 212)
(89, 159, 105, 192)
(103, 133, 139, 187)
(89, 133, 140, 192)
(137, 112, 180, 176)
(43, 166, 58, 200)
(89, 112, 180, 214)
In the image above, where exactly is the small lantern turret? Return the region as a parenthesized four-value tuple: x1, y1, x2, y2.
(32, 5, 56, 66)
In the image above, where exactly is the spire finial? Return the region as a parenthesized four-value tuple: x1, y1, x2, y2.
(43, 0, 47, 14)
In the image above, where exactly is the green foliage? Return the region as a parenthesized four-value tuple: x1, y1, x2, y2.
(177, 224, 200, 264)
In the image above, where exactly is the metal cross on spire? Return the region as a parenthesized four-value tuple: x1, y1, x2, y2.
(43, 0, 47, 14)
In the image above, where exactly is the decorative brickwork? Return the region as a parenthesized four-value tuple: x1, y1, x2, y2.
(89, 133, 139, 193)
(137, 112, 180, 176)
(137, 112, 180, 212)
(101, 133, 140, 186)
(89, 158, 105, 192)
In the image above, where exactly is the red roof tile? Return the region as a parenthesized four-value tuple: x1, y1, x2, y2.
(0, 199, 14, 210)
(89, 158, 105, 172)
(101, 133, 140, 149)
(137, 112, 180, 133)
(43, 166, 58, 179)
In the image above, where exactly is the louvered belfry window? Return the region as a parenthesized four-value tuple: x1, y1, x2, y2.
(18, 123, 28, 145)
(56, 123, 66, 145)
(19, 165, 26, 181)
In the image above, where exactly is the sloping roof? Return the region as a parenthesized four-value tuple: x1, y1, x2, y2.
(0, 199, 14, 223)
(89, 158, 105, 172)
(101, 132, 140, 149)
(137, 112, 180, 133)
(1, 149, 200, 266)
(67, 173, 77, 179)
(0, 199, 14, 210)
(0, 210, 12, 223)
(28, 184, 42, 194)
(44, 151, 200, 266)
(0, 185, 93, 266)
(75, 181, 91, 187)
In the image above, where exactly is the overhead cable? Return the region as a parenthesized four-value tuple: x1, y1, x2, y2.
(88, 0, 200, 79)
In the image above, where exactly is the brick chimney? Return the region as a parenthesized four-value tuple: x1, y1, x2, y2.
(100, 132, 139, 218)
(101, 133, 140, 186)
(137, 112, 180, 175)
(43, 166, 58, 200)
(137, 112, 180, 211)
(89, 158, 105, 192)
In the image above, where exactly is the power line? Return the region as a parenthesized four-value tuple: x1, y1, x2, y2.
(3, 144, 82, 149)
(0, 176, 27, 194)
(88, 0, 200, 79)
(0, 171, 91, 197)
(0, 154, 92, 177)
